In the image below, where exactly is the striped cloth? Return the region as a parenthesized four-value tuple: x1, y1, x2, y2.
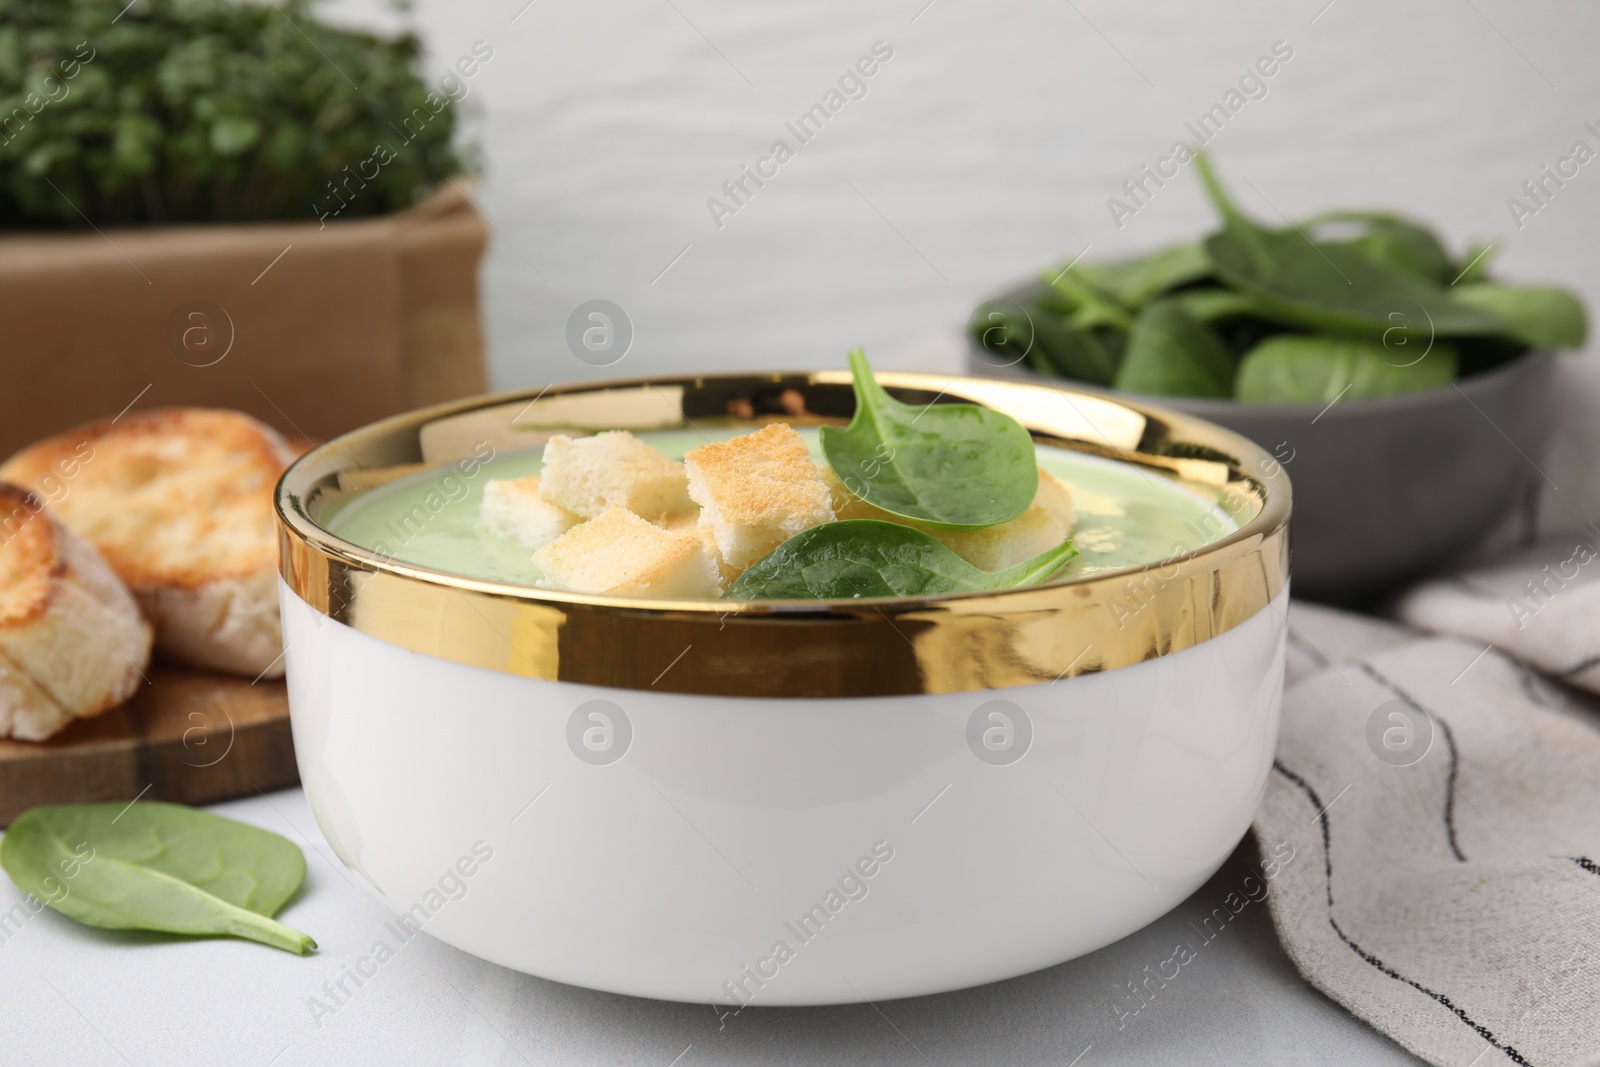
(1393, 535, 1600, 693)
(1255, 600, 1600, 1067)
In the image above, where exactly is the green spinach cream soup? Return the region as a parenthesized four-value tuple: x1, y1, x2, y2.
(326, 427, 1239, 591)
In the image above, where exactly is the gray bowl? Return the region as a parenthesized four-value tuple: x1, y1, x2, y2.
(966, 336, 1556, 604)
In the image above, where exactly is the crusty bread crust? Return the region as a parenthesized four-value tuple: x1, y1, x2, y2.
(0, 409, 295, 678)
(0, 484, 152, 740)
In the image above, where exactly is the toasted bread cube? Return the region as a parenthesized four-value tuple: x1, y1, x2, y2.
(658, 509, 700, 534)
(1032, 469, 1077, 530)
(481, 476, 581, 550)
(821, 465, 885, 522)
(822, 466, 1076, 571)
(684, 424, 836, 572)
(537, 431, 693, 520)
(532, 507, 723, 597)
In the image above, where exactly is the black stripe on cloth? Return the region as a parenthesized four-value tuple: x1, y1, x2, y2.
(1512, 659, 1562, 710)
(1557, 651, 1600, 679)
(1566, 856, 1600, 879)
(1270, 761, 1532, 1065)
(1356, 661, 1466, 863)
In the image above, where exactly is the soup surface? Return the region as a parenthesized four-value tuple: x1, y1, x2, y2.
(326, 428, 1240, 589)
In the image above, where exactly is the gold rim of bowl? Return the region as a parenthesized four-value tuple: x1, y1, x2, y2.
(276, 370, 1292, 698)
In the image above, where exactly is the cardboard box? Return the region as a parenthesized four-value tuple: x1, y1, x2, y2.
(0, 183, 487, 456)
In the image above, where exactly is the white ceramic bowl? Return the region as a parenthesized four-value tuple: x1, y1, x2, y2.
(275, 371, 1291, 1007)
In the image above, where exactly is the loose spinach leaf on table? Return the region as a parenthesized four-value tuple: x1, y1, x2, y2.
(821, 349, 1037, 529)
(1449, 284, 1588, 349)
(1234, 335, 1458, 403)
(1, 802, 316, 954)
(728, 520, 1078, 599)
(1114, 300, 1237, 398)
(1194, 154, 1505, 340)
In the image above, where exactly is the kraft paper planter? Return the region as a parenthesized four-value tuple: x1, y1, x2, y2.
(0, 183, 488, 456)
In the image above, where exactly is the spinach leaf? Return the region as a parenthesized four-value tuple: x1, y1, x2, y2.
(1076, 242, 1212, 308)
(1031, 313, 1121, 384)
(1045, 270, 1135, 331)
(821, 349, 1037, 529)
(1453, 242, 1497, 286)
(1449, 284, 1587, 349)
(1194, 154, 1504, 340)
(969, 297, 1120, 384)
(1303, 211, 1453, 282)
(971, 282, 1126, 385)
(728, 520, 1078, 599)
(1, 802, 316, 954)
(1234, 335, 1458, 403)
(1169, 287, 1267, 325)
(1114, 300, 1237, 398)
(969, 300, 1036, 365)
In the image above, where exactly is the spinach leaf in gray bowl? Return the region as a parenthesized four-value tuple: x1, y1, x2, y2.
(968, 151, 1587, 405)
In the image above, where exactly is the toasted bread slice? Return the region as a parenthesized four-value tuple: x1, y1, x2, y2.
(823, 466, 1076, 570)
(481, 476, 582, 550)
(684, 424, 836, 573)
(532, 507, 723, 597)
(538, 431, 694, 520)
(0, 484, 152, 740)
(0, 409, 296, 678)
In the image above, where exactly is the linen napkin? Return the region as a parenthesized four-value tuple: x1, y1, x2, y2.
(1255, 601, 1600, 1067)
(1391, 535, 1600, 695)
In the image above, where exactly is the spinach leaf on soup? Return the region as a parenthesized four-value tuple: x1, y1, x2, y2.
(821, 349, 1037, 529)
(1234, 335, 1458, 403)
(1, 801, 316, 954)
(728, 520, 1077, 600)
(1194, 154, 1504, 340)
(1114, 299, 1237, 398)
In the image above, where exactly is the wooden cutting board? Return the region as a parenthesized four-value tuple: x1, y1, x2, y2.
(0, 667, 298, 827)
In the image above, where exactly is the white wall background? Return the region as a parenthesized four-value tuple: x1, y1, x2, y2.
(330, 0, 1600, 525)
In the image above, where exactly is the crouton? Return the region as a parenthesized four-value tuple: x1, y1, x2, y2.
(658, 510, 701, 534)
(822, 466, 1076, 571)
(537, 431, 693, 519)
(0, 408, 295, 678)
(0, 484, 152, 740)
(532, 507, 723, 598)
(481, 475, 581, 550)
(683, 424, 835, 572)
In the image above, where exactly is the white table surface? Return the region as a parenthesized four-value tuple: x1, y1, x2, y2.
(0, 787, 1425, 1066)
